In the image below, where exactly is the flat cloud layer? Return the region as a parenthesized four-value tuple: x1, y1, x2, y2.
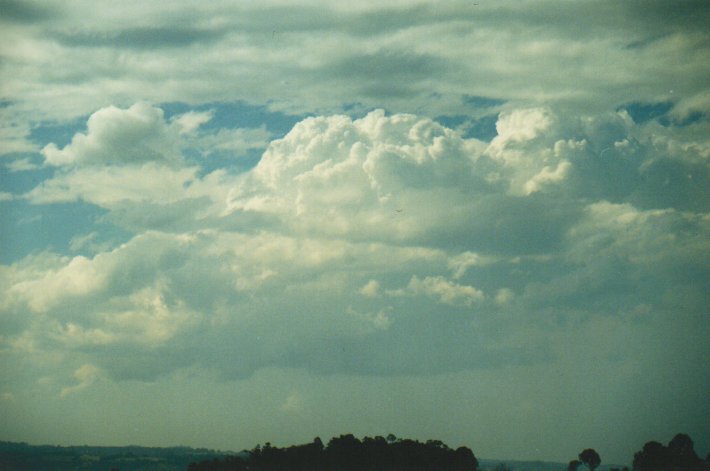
(1, 0, 709, 465)
(2, 1, 710, 124)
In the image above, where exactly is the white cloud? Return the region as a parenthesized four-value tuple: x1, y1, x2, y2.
(41, 102, 180, 167)
(493, 108, 554, 146)
(399, 275, 485, 307)
(8, 254, 108, 313)
(24, 103, 258, 233)
(359, 279, 380, 298)
(670, 90, 710, 123)
(172, 110, 214, 134)
(8, 105, 708, 380)
(4, 157, 40, 172)
(60, 364, 102, 397)
(523, 160, 571, 195)
(69, 231, 100, 252)
(227, 110, 492, 243)
(26, 162, 200, 206)
(346, 306, 393, 332)
(448, 251, 496, 279)
(495, 288, 514, 305)
(101, 281, 198, 346)
(280, 391, 304, 414)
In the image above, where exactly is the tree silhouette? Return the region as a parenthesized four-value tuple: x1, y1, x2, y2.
(579, 449, 601, 471)
(188, 434, 478, 471)
(668, 433, 700, 468)
(633, 433, 710, 471)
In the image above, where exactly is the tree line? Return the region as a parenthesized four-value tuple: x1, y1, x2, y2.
(189, 432, 710, 471)
(568, 433, 709, 471)
(188, 434, 478, 471)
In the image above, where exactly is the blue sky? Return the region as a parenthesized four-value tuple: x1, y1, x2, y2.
(1, 0, 709, 465)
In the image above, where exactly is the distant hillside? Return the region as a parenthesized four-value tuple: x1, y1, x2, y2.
(0, 441, 230, 471)
(0, 441, 641, 471)
(479, 459, 566, 470)
(479, 459, 629, 471)
(4, 432, 706, 471)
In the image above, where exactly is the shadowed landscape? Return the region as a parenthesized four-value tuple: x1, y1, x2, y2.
(2, 432, 708, 470)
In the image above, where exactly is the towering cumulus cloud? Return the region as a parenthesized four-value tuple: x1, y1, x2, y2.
(4, 106, 708, 384)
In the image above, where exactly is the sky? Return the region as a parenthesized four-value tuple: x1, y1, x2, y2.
(1, 0, 709, 466)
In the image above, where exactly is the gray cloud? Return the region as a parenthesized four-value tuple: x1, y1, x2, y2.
(55, 26, 225, 49)
(3, 0, 707, 123)
(332, 50, 450, 79)
(0, 0, 55, 23)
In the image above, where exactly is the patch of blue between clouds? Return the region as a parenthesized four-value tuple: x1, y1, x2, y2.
(339, 103, 391, 120)
(618, 99, 707, 127)
(462, 94, 506, 108)
(0, 199, 129, 264)
(160, 100, 304, 136)
(0, 159, 54, 194)
(0, 158, 130, 265)
(431, 94, 505, 141)
(659, 110, 707, 127)
(619, 100, 674, 124)
(29, 115, 89, 149)
(183, 146, 264, 177)
(434, 114, 499, 141)
(163, 100, 306, 176)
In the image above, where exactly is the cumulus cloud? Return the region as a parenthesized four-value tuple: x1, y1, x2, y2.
(4, 157, 40, 172)
(26, 163, 200, 206)
(60, 363, 102, 397)
(40, 103, 179, 166)
(3, 104, 710, 387)
(226, 110, 494, 244)
(399, 275, 485, 307)
(494, 108, 554, 145)
(448, 251, 496, 280)
(24, 103, 265, 233)
(523, 160, 571, 195)
(172, 110, 214, 134)
(7, 254, 108, 313)
(359, 279, 380, 298)
(346, 306, 393, 332)
(280, 391, 305, 414)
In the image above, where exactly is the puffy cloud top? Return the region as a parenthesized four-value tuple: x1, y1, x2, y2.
(228, 110, 494, 243)
(41, 102, 180, 166)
